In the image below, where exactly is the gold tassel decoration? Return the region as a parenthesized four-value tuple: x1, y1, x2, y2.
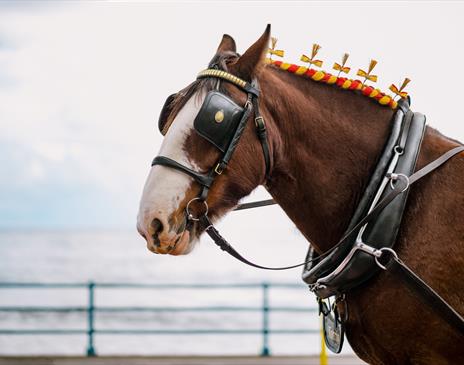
(268, 37, 284, 60)
(300, 43, 323, 68)
(333, 53, 351, 76)
(357, 59, 378, 85)
(389, 78, 411, 99)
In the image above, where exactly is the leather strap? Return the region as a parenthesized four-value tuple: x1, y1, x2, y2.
(234, 198, 276, 211)
(201, 146, 464, 270)
(384, 252, 464, 335)
(215, 93, 254, 173)
(409, 145, 464, 184)
(398, 110, 414, 151)
(201, 172, 409, 270)
(252, 97, 271, 180)
(152, 156, 214, 188)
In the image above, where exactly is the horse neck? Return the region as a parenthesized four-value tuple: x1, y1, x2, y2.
(261, 67, 395, 253)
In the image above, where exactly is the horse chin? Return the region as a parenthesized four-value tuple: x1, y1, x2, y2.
(148, 228, 195, 256)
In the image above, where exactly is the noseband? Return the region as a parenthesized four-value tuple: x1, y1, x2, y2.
(152, 68, 271, 204)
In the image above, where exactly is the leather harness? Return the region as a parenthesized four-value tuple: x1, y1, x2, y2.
(151, 67, 464, 339)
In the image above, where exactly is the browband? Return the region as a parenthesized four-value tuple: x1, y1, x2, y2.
(197, 69, 260, 97)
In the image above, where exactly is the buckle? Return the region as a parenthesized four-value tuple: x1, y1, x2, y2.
(214, 162, 225, 175)
(255, 116, 265, 130)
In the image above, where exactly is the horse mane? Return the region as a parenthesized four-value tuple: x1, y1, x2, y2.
(266, 59, 398, 109)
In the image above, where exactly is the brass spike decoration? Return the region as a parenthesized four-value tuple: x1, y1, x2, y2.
(268, 37, 284, 60)
(300, 43, 323, 68)
(357, 59, 378, 85)
(389, 78, 411, 99)
(333, 53, 351, 76)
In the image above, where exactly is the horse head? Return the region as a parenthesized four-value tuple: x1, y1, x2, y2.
(137, 26, 274, 255)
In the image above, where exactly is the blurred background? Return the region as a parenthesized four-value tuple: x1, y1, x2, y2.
(0, 0, 463, 360)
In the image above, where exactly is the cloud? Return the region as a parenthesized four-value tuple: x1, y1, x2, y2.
(0, 2, 463, 228)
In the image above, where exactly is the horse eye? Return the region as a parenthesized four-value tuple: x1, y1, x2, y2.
(157, 93, 177, 135)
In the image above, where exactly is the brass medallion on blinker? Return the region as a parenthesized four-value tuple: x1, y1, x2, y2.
(215, 110, 224, 123)
(193, 91, 245, 153)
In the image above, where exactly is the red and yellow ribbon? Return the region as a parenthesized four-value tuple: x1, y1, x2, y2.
(267, 59, 398, 109)
(268, 37, 284, 59)
(389, 78, 410, 99)
(333, 53, 351, 76)
(357, 60, 378, 84)
(300, 44, 323, 68)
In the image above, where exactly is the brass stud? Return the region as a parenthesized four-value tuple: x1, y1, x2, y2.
(215, 110, 225, 123)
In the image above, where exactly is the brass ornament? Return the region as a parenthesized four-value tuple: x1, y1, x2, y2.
(389, 78, 411, 99)
(357, 60, 378, 85)
(333, 53, 351, 76)
(268, 37, 285, 60)
(300, 44, 323, 68)
(215, 110, 225, 123)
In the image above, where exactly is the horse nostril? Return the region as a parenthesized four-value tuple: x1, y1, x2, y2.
(150, 218, 164, 247)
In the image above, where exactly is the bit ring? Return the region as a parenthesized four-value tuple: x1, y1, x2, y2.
(185, 198, 209, 221)
(374, 247, 399, 270)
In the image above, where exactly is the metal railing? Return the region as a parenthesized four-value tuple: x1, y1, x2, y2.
(0, 282, 319, 357)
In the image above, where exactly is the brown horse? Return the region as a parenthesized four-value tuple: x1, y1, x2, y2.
(137, 26, 464, 364)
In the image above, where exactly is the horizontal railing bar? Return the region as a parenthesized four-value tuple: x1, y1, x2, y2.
(0, 282, 306, 289)
(0, 329, 318, 335)
(96, 306, 317, 312)
(0, 329, 86, 334)
(0, 283, 88, 289)
(94, 329, 319, 335)
(0, 306, 317, 313)
(95, 283, 304, 289)
(0, 307, 86, 312)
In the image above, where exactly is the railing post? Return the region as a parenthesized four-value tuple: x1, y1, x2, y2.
(86, 281, 96, 356)
(260, 282, 270, 357)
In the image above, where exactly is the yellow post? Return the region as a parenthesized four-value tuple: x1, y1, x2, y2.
(320, 316, 328, 365)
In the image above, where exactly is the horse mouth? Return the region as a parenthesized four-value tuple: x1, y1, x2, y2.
(148, 217, 201, 256)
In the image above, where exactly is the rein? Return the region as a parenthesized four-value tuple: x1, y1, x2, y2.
(203, 147, 464, 271)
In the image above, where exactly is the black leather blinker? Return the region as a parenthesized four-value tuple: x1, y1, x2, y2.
(194, 91, 245, 152)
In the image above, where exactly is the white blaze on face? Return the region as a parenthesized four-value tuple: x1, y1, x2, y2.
(138, 92, 205, 233)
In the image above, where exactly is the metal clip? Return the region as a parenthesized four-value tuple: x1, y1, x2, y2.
(387, 173, 410, 192)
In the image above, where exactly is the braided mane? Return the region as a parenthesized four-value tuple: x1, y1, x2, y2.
(266, 59, 398, 109)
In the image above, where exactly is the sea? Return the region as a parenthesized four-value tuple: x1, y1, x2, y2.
(0, 204, 355, 357)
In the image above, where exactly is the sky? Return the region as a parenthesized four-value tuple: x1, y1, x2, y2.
(1, 1, 464, 229)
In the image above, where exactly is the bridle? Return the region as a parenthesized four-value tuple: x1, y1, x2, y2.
(152, 68, 271, 222)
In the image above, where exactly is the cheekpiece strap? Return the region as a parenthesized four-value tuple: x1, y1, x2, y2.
(197, 69, 260, 97)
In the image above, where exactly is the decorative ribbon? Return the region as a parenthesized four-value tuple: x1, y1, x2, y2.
(300, 44, 323, 68)
(389, 78, 411, 99)
(268, 59, 398, 109)
(333, 53, 351, 76)
(357, 60, 378, 84)
(268, 37, 284, 59)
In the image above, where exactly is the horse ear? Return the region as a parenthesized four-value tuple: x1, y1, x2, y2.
(217, 34, 237, 53)
(233, 24, 271, 80)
